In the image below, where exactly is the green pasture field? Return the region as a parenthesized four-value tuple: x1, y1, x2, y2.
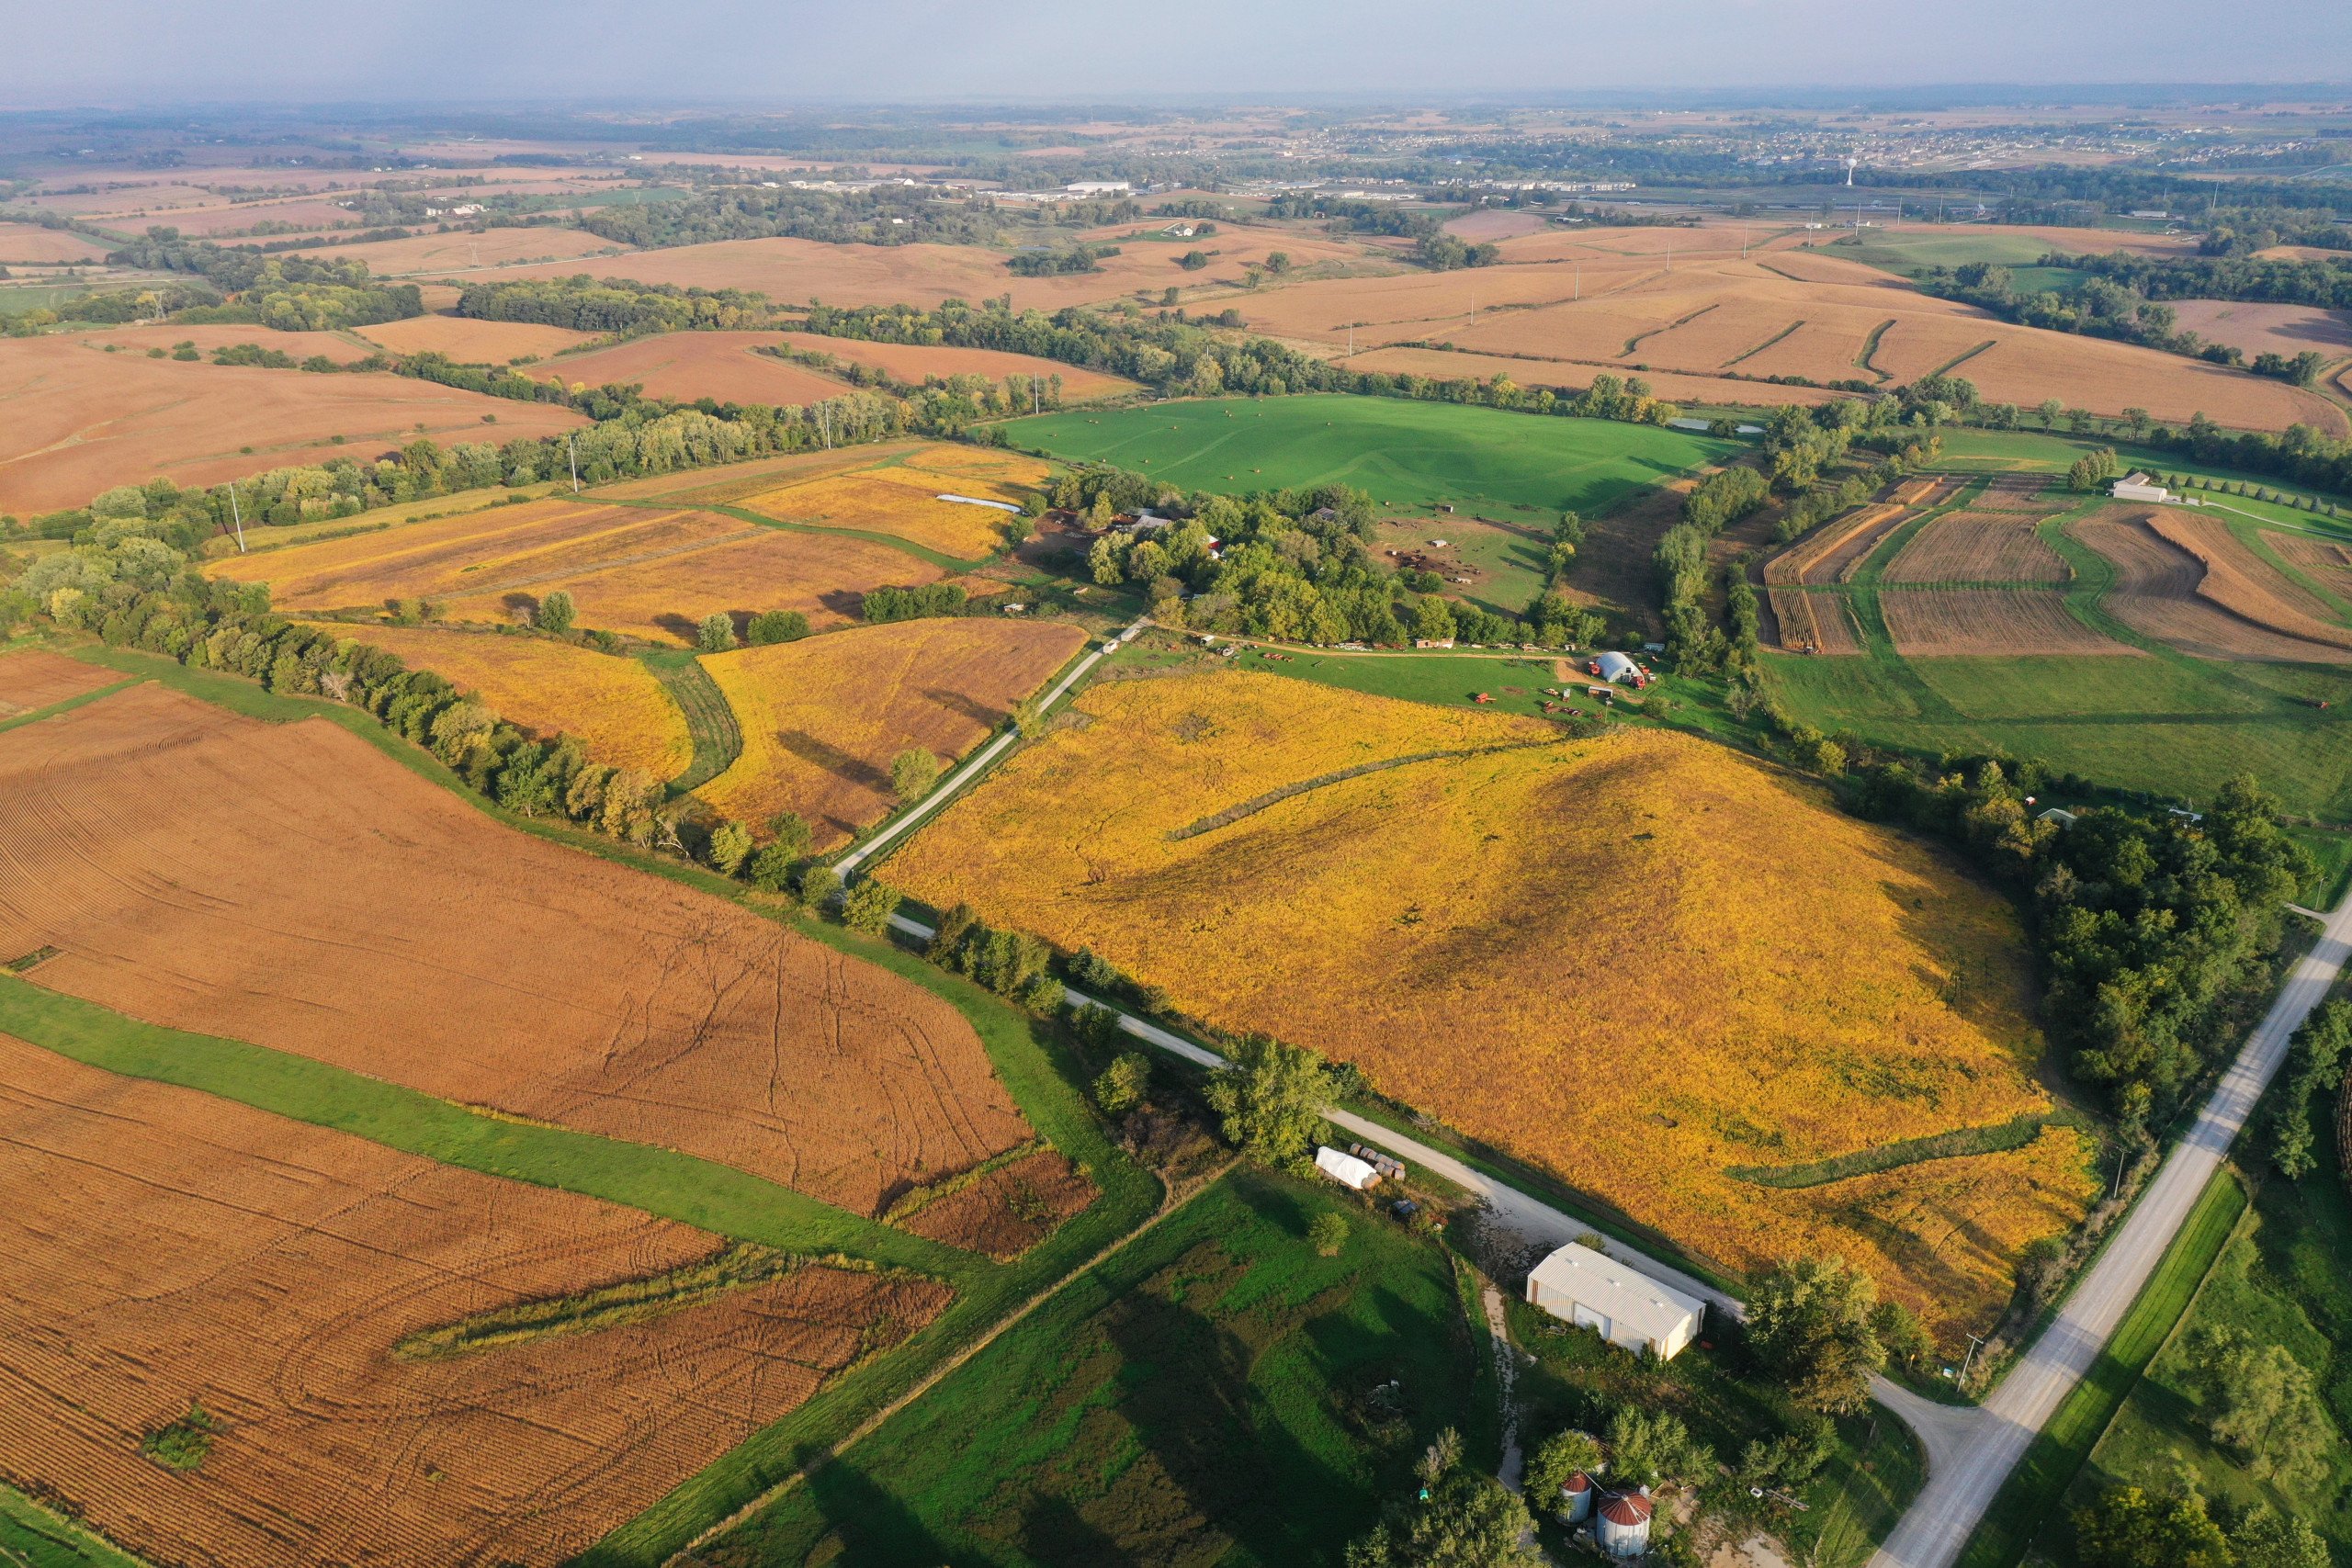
(1002, 394, 1735, 522)
(1369, 513, 1554, 618)
(1822, 229, 2089, 288)
(709, 1168, 1482, 1568)
(2054, 1118, 2352, 1562)
(0, 1483, 146, 1568)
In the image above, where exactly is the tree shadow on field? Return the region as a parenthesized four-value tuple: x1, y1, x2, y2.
(791, 1456, 970, 1567)
(1015, 1495, 1129, 1566)
(1875, 875, 2047, 1075)
(778, 729, 891, 791)
(654, 612, 702, 644)
(501, 591, 542, 620)
(923, 686, 1004, 728)
(819, 588, 868, 618)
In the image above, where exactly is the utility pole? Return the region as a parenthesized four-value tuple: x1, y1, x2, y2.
(1959, 1333, 1987, 1386)
(567, 432, 580, 493)
(227, 481, 246, 554)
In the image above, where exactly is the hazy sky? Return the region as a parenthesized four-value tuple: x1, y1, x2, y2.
(7, 0, 2350, 106)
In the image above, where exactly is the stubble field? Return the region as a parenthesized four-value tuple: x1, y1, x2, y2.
(885, 671, 2091, 1338)
(534, 331, 856, 406)
(0, 683, 1043, 1217)
(0, 648, 122, 715)
(696, 617, 1086, 847)
(775, 332, 1136, 400)
(2074, 509, 2352, 663)
(0, 1034, 949, 1568)
(354, 313, 602, 363)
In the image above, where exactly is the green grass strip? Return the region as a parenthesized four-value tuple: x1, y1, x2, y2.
(638, 649, 742, 793)
(0, 676, 141, 735)
(0, 1480, 150, 1568)
(1722, 318, 1806, 369)
(1855, 318, 1898, 383)
(1926, 340, 1999, 379)
(1621, 302, 1717, 358)
(0, 976, 962, 1276)
(1727, 1110, 2094, 1188)
(1952, 1165, 2246, 1568)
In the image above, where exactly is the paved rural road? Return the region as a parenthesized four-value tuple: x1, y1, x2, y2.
(832, 616, 1146, 880)
(1870, 889, 2352, 1568)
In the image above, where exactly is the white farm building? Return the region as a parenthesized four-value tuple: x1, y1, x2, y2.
(1591, 650, 1645, 684)
(2112, 474, 2173, 504)
(1525, 1243, 1706, 1360)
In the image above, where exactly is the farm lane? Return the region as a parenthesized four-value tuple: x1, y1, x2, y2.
(832, 617, 1146, 878)
(1869, 887, 2352, 1568)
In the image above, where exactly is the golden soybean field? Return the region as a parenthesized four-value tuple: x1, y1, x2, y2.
(301, 620, 694, 779)
(742, 445, 1054, 559)
(697, 617, 1087, 848)
(887, 671, 2093, 1339)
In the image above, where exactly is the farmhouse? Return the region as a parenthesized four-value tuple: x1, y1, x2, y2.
(1524, 1243, 1705, 1360)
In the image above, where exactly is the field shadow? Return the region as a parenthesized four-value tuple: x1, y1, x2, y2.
(794, 1456, 967, 1567)
(819, 588, 868, 618)
(777, 729, 890, 791)
(923, 686, 1004, 728)
(1878, 876, 2046, 1069)
(1014, 1495, 1128, 1565)
(500, 591, 542, 620)
(653, 612, 702, 643)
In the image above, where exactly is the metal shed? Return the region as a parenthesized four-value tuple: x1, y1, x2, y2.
(1524, 1243, 1705, 1360)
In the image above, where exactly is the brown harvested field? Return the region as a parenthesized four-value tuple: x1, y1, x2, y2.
(0, 221, 112, 264)
(1768, 588, 1865, 653)
(2165, 299, 2352, 362)
(1969, 475, 2065, 512)
(0, 333, 586, 516)
(1340, 344, 1855, 410)
(298, 620, 694, 779)
(71, 322, 378, 364)
(0, 1036, 951, 1568)
(587, 443, 904, 503)
(2074, 507, 2352, 663)
(0, 682, 1044, 1214)
(219, 495, 952, 645)
(899, 1147, 1098, 1259)
(696, 617, 1089, 847)
(355, 313, 601, 362)
(774, 332, 1136, 400)
(2143, 509, 2352, 650)
(1885, 511, 2071, 582)
(89, 197, 364, 236)
(1881, 588, 2134, 655)
(0, 649, 119, 715)
(1441, 209, 1551, 242)
(1775, 502, 1915, 585)
(2270, 530, 2352, 599)
(539, 332, 854, 405)
(497, 227, 1366, 312)
(1231, 256, 2347, 434)
(288, 225, 634, 275)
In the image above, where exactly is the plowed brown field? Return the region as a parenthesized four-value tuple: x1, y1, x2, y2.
(774, 332, 1136, 400)
(0, 333, 587, 515)
(696, 617, 1087, 847)
(1881, 588, 2133, 654)
(0, 649, 120, 715)
(1885, 511, 2070, 582)
(0, 683, 1041, 1213)
(289, 225, 634, 275)
(355, 314, 600, 362)
(2143, 510, 2352, 650)
(0, 222, 112, 264)
(2165, 299, 2352, 361)
(539, 332, 854, 406)
(899, 1147, 1098, 1259)
(0, 1036, 949, 1568)
(2270, 530, 2352, 599)
(1225, 255, 2345, 434)
(220, 496, 956, 645)
(2074, 508, 2352, 662)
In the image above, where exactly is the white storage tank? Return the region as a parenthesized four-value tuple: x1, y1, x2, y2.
(1558, 1469, 1594, 1525)
(1594, 1486, 1654, 1558)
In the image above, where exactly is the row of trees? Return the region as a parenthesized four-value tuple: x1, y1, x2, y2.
(455, 276, 771, 334)
(102, 229, 424, 331)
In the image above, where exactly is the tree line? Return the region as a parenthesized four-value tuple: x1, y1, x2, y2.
(455, 276, 772, 334)
(101, 229, 424, 331)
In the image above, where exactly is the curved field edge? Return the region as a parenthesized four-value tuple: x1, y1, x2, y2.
(0, 1480, 146, 1568)
(639, 649, 744, 793)
(1169, 737, 1565, 840)
(46, 645, 1163, 1568)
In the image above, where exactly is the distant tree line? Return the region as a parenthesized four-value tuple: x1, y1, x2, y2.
(455, 276, 772, 334)
(571, 185, 1019, 250)
(101, 230, 424, 330)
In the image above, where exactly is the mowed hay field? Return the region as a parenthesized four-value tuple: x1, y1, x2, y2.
(354, 313, 601, 363)
(0, 682, 1041, 1216)
(2074, 508, 2352, 663)
(0, 1037, 949, 1568)
(1225, 254, 2345, 434)
(697, 618, 1087, 848)
(0, 649, 122, 715)
(887, 672, 2090, 1337)
(0, 334, 587, 515)
(300, 621, 694, 778)
(741, 443, 1052, 558)
(1007, 393, 1733, 518)
(535, 332, 854, 406)
(220, 495, 955, 645)
(775, 331, 1136, 400)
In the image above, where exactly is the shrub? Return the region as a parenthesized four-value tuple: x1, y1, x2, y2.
(842, 877, 900, 935)
(1308, 1210, 1350, 1257)
(1092, 1050, 1152, 1115)
(746, 608, 808, 646)
(696, 612, 738, 652)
